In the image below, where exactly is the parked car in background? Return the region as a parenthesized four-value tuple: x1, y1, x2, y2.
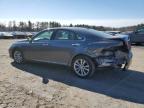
(105, 31, 121, 36)
(9, 27, 132, 78)
(0, 31, 37, 39)
(129, 28, 144, 44)
(0, 32, 14, 39)
(30, 32, 38, 37)
(121, 31, 133, 35)
(12, 31, 27, 39)
(0, 32, 3, 39)
(25, 32, 33, 38)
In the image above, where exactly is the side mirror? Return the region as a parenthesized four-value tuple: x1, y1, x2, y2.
(27, 37, 32, 42)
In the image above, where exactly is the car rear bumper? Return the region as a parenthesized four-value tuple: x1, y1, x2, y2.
(95, 51, 132, 69)
(123, 51, 132, 70)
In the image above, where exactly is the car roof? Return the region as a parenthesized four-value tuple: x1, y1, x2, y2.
(46, 27, 90, 32)
(45, 27, 101, 35)
(45, 27, 113, 39)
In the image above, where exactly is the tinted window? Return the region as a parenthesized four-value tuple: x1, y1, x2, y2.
(75, 34, 84, 40)
(79, 29, 113, 39)
(89, 29, 114, 38)
(33, 30, 54, 41)
(54, 30, 76, 40)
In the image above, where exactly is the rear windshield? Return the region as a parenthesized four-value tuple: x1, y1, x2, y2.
(85, 29, 113, 38)
(77, 28, 113, 39)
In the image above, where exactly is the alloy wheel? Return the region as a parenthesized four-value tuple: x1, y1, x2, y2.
(73, 59, 90, 77)
(14, 50, 23, 63)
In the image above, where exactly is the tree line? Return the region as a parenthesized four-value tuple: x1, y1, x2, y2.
(0, 21, 61, 32)
(0, 20, 144, 32)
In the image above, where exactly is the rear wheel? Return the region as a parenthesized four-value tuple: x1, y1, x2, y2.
(72, 56, 96, 78)
(13, 50, 25, 64)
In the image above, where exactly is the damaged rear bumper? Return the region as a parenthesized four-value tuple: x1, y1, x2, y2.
(95, 51, 132, 70)
(123, 51, 132, 70)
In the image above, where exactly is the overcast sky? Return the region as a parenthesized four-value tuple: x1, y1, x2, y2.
(0, 0, 144, 27)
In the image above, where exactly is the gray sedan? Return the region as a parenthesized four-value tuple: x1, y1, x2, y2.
(9, 27, 132, 78)
(130, 28, 144, 44)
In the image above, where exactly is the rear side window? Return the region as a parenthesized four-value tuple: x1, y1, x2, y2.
(75, 34, 84, 40)
(53, 30, 84, 40)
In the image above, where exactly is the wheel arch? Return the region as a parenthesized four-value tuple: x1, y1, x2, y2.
(11, 47, 22, 58)
(69, 53, 96, 66)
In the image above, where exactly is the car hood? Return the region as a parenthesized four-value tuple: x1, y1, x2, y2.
(12, 40, 30, 46)
(16, 40, 29, 43)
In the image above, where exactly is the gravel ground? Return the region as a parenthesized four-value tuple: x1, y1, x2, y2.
(0, 39, 144, 108)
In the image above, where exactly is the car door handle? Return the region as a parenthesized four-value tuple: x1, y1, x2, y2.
(72, 43, 80, 46)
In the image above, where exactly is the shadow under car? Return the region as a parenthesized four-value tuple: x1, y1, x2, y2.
(11, 62, 144, 104)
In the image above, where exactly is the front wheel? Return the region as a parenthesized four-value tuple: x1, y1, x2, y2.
(13, 50, 25, 64)
(72, 56, 96, 78)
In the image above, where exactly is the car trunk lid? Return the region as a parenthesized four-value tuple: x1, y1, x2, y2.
(108, 34, 131, 51)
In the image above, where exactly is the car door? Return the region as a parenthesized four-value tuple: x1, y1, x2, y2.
(24, 30, 55, 62)
(49, 29, 84, 65)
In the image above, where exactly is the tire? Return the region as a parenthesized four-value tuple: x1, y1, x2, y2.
(71, 56, 96, 78)
(13, 50, 25, 64)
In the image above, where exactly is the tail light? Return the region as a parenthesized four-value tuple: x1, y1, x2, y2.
(125, 41, 131, 49)
(125, 36, 131, 50)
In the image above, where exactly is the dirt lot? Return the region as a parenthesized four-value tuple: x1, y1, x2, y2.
(0, 39, 144, 108)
